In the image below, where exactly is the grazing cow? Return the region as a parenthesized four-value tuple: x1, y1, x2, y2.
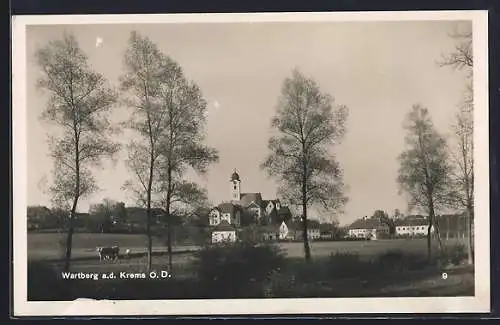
(96, 246, 120, 262)
(111, 246, 120, 261)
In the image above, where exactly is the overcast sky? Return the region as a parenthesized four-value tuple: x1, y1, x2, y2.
(26, 20, 471, 225)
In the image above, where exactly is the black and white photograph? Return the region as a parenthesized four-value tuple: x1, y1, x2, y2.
(12, 11, 490, 316)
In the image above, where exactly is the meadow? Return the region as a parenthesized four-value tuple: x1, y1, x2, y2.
(28, 231, 468, 265)
(27, 232, 199, 261)
(27, 233, 473, 300)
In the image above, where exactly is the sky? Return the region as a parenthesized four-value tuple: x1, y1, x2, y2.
(25, 20, 471, 226)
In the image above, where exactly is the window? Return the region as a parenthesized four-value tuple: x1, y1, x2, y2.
(233, 185, 237, 190)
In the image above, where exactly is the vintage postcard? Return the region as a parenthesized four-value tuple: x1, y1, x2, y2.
(12, 11, 490, 316)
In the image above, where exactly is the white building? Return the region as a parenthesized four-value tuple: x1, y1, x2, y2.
(307, 228, 321, 240)
(279, 221, 289, 240)
(348, 217, 390, 240)
(395, 217, 433, 236)
(211, 220, 237, 244)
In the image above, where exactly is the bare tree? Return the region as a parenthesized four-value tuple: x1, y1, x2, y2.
(119, 31, 166, 271)
(155, 57, 219, 271)
(439, 26, 474, 265)
(35, 33, 119, 271)
(120, 32, 218, 270)
(438, 27, 473, 75)
(261, 68, 348, 262)
(397, 104, 453, 263)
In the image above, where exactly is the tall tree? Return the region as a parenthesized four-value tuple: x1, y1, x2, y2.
(439, 26, 474, 264)
(120, 31, 167, 270)
(397, 104, 452, 262)
(35, 33, 118, 271)
(154, 56, 219, 271)
(261, 68, 348, 262)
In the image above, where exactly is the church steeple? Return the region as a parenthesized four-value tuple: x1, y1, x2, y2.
(230, 169, 241, 201)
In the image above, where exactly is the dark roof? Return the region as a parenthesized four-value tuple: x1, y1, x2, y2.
(261, 199, 280, 209)
(240, 193, 263, 207)
(394, 218, 428, 227)
(213, 220, 236, 231)
(349, 218, 388, 230)
(277, 206, 291, 215)
(231, 170, 240, 181)
(218, 203, 237, 214)
(284, 221, 320, 231)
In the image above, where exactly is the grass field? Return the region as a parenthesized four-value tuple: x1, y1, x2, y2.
(279, 237, 468, 259)
(27, 233, 199, 261)
(28, 232, 469, 261)
(28, 233, 474, 300)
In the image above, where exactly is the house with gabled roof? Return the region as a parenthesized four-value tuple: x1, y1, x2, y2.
(394, 215, 433, 236)
(209, 203, 242, 227)
(348, 217, 390, 240)
(211, 220, 238, 243)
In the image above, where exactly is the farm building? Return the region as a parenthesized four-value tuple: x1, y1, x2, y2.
(394, 216, 433, 237)
(287, 226, 321, 241)
(211, 220, 237, 243)
(348, 217, 390, 240)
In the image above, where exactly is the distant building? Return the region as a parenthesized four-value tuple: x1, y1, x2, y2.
(394, 215, 433, 236)
(289, 225, 321, 241)
(279, 221, 289, 240)
(348, 217, 390, 240)
(211, 220, 237, 243)
(260, 225, 280, 241)
(209, 169, 293, 241)
(209, 203, 242, 226)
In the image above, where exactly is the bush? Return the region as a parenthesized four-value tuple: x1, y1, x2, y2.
(191, 242, 286, 298)
(441, 243, 467, 266)
(374, 249, 429, 272)
(27, 261, 70, 300)
(324, 252, 368, 278)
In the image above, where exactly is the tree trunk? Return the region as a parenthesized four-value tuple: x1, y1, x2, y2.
(146, 198, 153, 271)
(64, 131, 80, 272)
(167, 212, 173, 272)
(301, 157, 311, 262)
(446, 216, 449, 241)
(466, 208, 473, 265)
(426, 221, 432, 263)
(431, 215, 443, 257)
(166, 166, 173, 272)
(63, 210, 75, 272)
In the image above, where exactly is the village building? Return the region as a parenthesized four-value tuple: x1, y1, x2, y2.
(394, 215, 433, 237)
(348, 217, 390, 240)
(209, 169, 293, 243)
(211, 220, 238, 243)
(257, 221, 321, 242)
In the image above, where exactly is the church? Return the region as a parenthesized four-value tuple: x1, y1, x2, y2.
(209, 169, 292, 243)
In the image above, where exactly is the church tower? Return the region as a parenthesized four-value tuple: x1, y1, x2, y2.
(230, 169, 241, 202)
